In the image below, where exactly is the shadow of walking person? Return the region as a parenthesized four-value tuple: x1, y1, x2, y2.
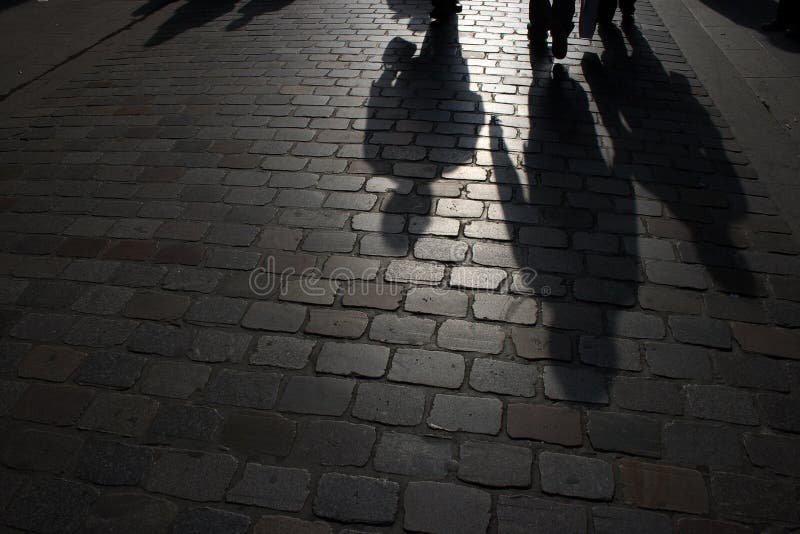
(145, 0, 236, 47)
(365, 18, 486, 256)
(518, 20, 761, 410)
(227, 0, 295, 31)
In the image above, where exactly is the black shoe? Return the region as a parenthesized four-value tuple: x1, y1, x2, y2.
(621, 12, 634, 26)
(551, 27, 568, 59)
(762, 19, 787, 31)
(430, 1, 461, 19)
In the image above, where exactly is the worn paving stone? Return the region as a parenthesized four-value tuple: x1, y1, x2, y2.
(373, 432, 453, 480)
(743, 433, 800, 477)
(512, 327, 572, 361)
(437, 319, 505, 354)
(82, 492, 177, 534)
(352, 382, 426, 426)
(613, 377, 684, 415)
(140, 361, 211, 399)
(539, 451, 614, 500)
(388, 348, 465, 389)
(404, 287, 468, 317)
(315, 341, 389, 377)
(242, 301, 307, 332)
(588, 411, 661, 458)
(0, 379, 28, 416)
(685, 385, 758, 425)
(3, 477, 98, 533)
(428, 394, 502, 435)
(404, 481, 490, 534)
(458, 440, 532, 488)
(78, 392, 159, 437)
(497, 495, 588, 534)
(253, 515, 331, 534)
(124, 291, 191, 320)
(644, 342, 712, 380)
(579, 336, 642, 371)
(12, 384, 95, 426)
(279, 376, 355, 416)
(711, 472, 797, 522)
(75, 350, 147, 389)
(369, 314, 436, 345)
(294, 420, 375, 467)
(145, 449, 238, 502)
(313, 473, 399, 525)
(664, 421, 745, 467)
(618, 459, 708, 514)
(228, 463, 310, 511)
(250, 335, 314, 369)
(150, 404, 223, 442)
(127, 322, 193, 357)
(191, 329, 252, 363)
(472, 293, 538, 325)
(1, 428, 82, 473)
(544, 366, 609, 404)
(172, 507, 251, 534)
(205, 369, 281, 409)
(18, 344, 85, 382)
(469, 358, 536, 397)
(305, 309, 368, 338)
(591, 506, 672, 534)
(507, 403, 583, 446)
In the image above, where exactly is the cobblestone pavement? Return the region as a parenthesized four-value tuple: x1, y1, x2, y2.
(0, 0, 799, 532)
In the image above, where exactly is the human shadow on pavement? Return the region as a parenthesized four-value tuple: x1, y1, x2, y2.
(145, 0, 236, 47)
(227, 0, 296, 31)
(367, 17, 485, 250)
(522, 21, 759, 402)
(696, 0, 800, 52)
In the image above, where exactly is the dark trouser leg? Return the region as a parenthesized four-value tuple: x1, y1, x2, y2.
(619, 0, 635, 15)
(598, 0, 618, 23)
(551, 0, 575, 35)
(529, 0, 552, 42)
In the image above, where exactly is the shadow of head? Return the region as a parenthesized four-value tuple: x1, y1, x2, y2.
(227, 0, 295, 30)
(145, 0, 236, 46)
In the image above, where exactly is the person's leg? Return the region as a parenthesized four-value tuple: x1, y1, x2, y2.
(619, 0, 635, 15)
(529, 0, 552, 45)
(597, 0, 618, 24)
(550, 0, 575, 59)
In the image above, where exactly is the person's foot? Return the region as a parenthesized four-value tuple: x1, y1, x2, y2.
(787, 25, 800, 38)
(762, 19, 787, 31)
(621, 12, 634, 26)
(430, 1, 461, 19)
(551, 26, 568, 59)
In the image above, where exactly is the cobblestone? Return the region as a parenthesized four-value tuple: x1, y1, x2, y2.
(294, 420, 375, 467)
(458, 440, 532, 487)
(352, 382, 425, 426)
(428, 394, 502, 435)
(313, 473, 399, 525)
(388, 348, 465, 388)
(145, 449, 238, 502)
(373, 432, 453, 479)
(539, 451, 614, 500)
(404, 481, 490, 534)
(1, 0, 799, 530)
(228, 463, 310, 511)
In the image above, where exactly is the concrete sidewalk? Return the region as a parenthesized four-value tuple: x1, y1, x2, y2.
(0, 0, 798, 532)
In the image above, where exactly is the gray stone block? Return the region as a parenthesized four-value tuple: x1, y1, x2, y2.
(538, 451, 614, 500)
(428, 394, 502, 435)
(227, 463, 310, 511)
(388, 348, 465, 389)
(313, 473, 399, 525)
(458, 441, 532, 487)
(404, 481, 490, 534)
